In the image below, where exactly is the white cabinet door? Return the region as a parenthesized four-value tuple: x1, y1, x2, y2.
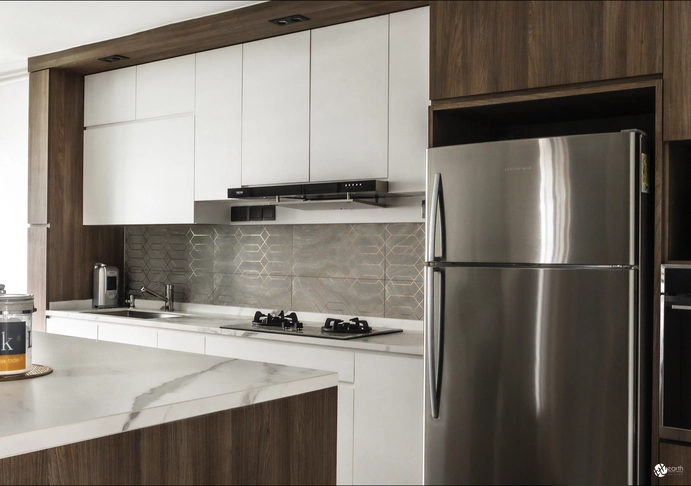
(136, 55, 195, 119)
(45, 317, 98, 340)
(353, 352, 423, 485)
(84, 67, 136, 127)
(157, 329, 205, 354)
(195, 46, 243, 201)
(310, 15, 389, 182)
(241, 31, 310, 185)
(83, 116, 195, 225)
(388, 7, 429, 194)
(98, 322, 158, 348)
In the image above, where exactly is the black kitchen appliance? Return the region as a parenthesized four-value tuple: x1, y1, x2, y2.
(220, 310, 402, 340)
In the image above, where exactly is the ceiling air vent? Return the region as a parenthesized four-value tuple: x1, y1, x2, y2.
(269, 14, 309, 26)
(98, 54, 129, 63)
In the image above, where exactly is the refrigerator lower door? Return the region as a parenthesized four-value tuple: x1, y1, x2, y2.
(424, 266, 636, 485)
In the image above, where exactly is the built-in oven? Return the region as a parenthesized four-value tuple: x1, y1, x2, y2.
(660, 264, 691, 442)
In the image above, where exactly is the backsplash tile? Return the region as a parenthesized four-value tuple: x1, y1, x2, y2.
(125, 223, 424, 320)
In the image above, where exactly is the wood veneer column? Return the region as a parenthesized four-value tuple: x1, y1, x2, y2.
(27, 69, 123, 331)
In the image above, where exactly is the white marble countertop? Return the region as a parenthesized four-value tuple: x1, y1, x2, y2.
(47, 301, 424, 356)
(0, 332, 337, 460)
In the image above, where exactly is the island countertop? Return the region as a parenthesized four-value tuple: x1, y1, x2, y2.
(0, 332, 338, 460)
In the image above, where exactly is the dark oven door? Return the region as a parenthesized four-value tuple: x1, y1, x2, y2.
(660, 265, 691, 442)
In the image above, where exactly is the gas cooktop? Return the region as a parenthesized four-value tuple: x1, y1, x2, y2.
(219, 311, 403, 340)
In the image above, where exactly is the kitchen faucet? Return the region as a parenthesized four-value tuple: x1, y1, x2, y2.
(140, 284, 174, 312)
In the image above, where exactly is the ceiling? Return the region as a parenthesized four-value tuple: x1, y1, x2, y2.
(0, 1, 262, 78)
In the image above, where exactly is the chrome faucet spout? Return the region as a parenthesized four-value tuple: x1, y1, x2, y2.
(140, 284, 174, 311)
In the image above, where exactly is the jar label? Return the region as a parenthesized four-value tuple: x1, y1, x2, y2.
(0, 321, 27, 371)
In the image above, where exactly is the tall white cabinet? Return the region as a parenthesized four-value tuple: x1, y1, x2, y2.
(310, 15, 390, 182)
(241, 31, 311, 186)
(195, 45, 243, 201)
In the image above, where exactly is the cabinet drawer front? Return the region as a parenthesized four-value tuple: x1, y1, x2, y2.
(158, 329, 205, 354)
(205, 335, 354, 382)
(46, 317, 98, 340)
(98, 322, 158, 348)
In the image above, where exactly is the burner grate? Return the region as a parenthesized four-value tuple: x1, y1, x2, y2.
(322, 317, 372, 334)
(253, 310, 303, 330)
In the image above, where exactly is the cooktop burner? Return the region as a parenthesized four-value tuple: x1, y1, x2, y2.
(220, 311, 403, 340)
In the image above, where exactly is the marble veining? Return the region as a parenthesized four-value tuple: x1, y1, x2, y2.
(0, 333, 337, 460)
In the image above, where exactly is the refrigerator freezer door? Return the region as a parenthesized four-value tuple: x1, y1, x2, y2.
(424, 266, 635, 485)
(426, 132, 638, 265)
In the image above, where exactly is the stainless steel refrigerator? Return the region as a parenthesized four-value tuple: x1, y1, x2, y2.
(423, 131, 652, 485)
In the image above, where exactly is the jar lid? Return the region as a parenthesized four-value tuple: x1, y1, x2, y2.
(0, 286, 35, 313)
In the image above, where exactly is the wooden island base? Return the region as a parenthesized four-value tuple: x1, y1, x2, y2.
(1, 387, 336, 485)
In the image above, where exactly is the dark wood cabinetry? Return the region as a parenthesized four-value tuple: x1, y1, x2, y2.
(430, 1, 662, 100)
(663, 1, 691, 141)
(659, 441, 691, 485)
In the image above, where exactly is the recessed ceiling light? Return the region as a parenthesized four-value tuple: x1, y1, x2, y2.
(98, 54, 129, 63)
(269, 14, 309, 26)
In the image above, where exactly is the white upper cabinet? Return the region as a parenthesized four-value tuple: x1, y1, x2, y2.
(310, 15, 389, 182)
(83, 116, 195, 225)
(241, 31, 311, 186)
(195, 46, 243, 201)
(388, 6, 430, 194)
(84, 67, 136, 127)
(135, 54, 195, 119)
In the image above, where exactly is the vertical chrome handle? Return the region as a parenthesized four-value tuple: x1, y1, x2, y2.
(425, 266, 440, 419)
(426, 173, 441, 262)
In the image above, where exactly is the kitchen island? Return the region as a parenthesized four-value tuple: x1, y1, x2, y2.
(0, 332, 338, 485)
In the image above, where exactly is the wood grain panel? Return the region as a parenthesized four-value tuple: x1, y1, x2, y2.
(28, 70, 49, 224)
(26, 69, 124, 326)
(663, 1, 691, 141)
(27, 226, 47, 332)
(430, 1, 529, 100)
(659, 441, 691, 485)
(0, 387, 337, 485)
(28, 1, 428, 75)
(430, 1, 662, 100)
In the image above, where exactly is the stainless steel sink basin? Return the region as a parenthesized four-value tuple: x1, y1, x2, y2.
(84, 309, 182, 319)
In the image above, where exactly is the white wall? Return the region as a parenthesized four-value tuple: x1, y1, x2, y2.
(0, 74, 29, 293)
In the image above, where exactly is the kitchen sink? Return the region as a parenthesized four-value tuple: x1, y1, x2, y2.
(84, 309, 182, 319)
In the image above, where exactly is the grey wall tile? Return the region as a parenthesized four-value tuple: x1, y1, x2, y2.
(213, 273, 292, 309)
(385, 223, 424, 281)
(293, 224, 386, 279)
(293, 276, 385, 317)
(125, 223, 423, 321)
(214, 225, 293, 276)
(385, 280, 424, 320)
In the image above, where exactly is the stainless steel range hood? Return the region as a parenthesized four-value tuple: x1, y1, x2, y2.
(228, 180, 388, 209)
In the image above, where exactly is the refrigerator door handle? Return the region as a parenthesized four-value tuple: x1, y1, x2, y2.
(425, 266, 443, 419)
(427, 173, 442, 262)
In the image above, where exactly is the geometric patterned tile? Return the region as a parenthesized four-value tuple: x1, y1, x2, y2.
(292, 224, 386, 279)
(385, 223, 424, 281)
(214, 224, 292, 276)
(385, 279, 424, 320)
(292, 276, 385, 318)
(213, 273, 291, 309)
(125, 222, 423, 321)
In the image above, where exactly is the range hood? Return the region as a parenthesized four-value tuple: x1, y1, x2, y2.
(228, 180, 388, 209)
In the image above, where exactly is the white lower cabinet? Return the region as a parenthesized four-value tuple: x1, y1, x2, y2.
(157, 329, 205, 354)
(97, 322, 158, 348)
(45, 317, 98, 340)
(353, 352, 424, 485)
